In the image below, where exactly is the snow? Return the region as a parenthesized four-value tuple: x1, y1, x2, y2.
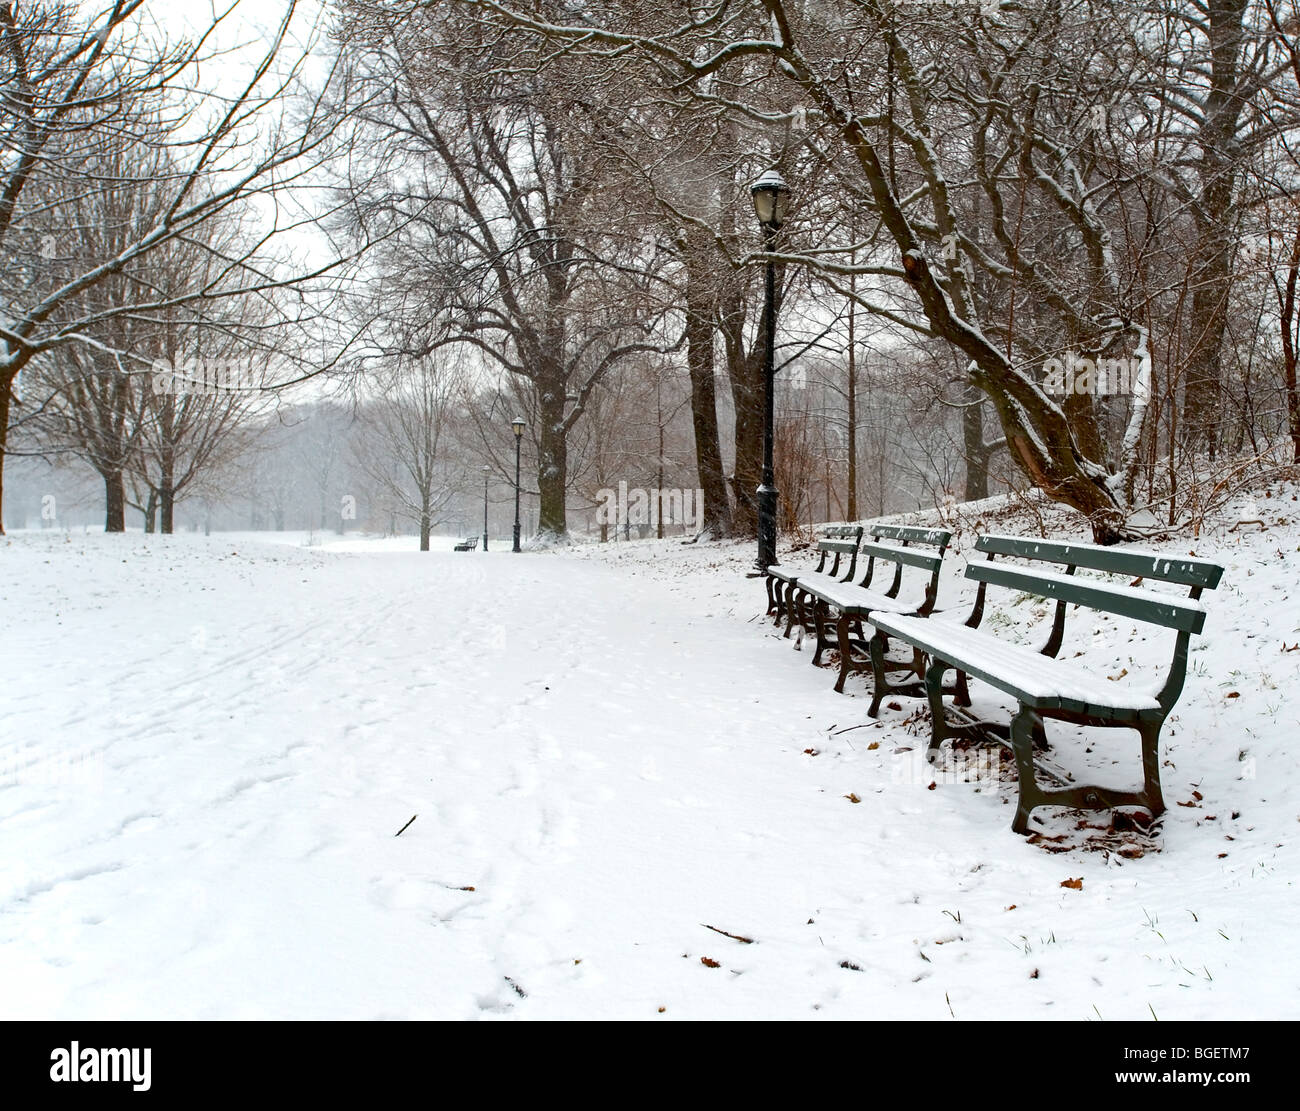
(2, 493, 1298, 1020)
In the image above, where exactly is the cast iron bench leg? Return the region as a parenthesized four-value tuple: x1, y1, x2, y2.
(834, 611, 855, 693)
(924, 657, 952, 757)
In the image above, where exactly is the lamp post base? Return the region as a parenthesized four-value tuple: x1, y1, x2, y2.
(756, 483, 778, 571)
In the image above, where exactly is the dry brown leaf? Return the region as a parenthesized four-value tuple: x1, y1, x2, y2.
(700, 957, 720, 968)
(1060, 877, 1084, 890)
(845, 792, 861, 803)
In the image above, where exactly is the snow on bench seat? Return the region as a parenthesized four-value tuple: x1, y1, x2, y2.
(869, 611, 1162, 717)
(794, 573, 927, 616)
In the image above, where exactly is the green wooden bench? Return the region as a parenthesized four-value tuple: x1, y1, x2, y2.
(866, 534, 1224, 833)
(787, 525, 951, 684)
(764, 525, 863, 629)
(453, 536, 479, 551)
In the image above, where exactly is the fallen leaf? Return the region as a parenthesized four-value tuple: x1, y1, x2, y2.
(657, 1006, 666, 1013)
(1005, 904, 1017, 911)
(927, 782, 937, 791)
(839, 960, 862, 971)
(700, 957, 720, 968)
(845, 792, 861, 803)
(1108, 667, 1129, 681)
(1061, 877, 1083, 890)
(867, 741, 880, 750)
(803, 748, 819, 756)
(1225, 690, 1240, 698)
(887, 701, 902, 711)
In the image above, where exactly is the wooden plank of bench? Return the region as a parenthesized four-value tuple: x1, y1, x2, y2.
(860, 540, 944, 573)
(869, 611, 1161, 717)
(977, 534, 1223, 590)
(967, 562, 1207, 633)
(872, 524, 952, 547)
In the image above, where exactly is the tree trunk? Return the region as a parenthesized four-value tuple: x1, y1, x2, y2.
(722, 280, 764, 538)
(0, 373, 12, 536)
(160, 453, 175, 534)
(1280, 221, 1300, 463)
(684, 247, 732, 538)
(145, 488, 159, 533)
(420, 511, 431, 551)
(104, 470, 126, 532)
(846, 290, 858, 521)
(536, 371, 568, 537)
(962, 384, 989, 501)
(1183, 0, 1249, 456)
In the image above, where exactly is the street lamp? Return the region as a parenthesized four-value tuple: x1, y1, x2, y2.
(511, 418, 526, 552)
(482, 464, 491, 552)
(750, 167, 788, 573)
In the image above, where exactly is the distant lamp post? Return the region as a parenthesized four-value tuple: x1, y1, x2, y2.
(750, 167, 789, 572)
(511, 418, 526, 552)
(482, 464, 491, 552)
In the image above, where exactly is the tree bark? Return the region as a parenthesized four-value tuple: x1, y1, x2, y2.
(962, 385, 989, 501)
(537, 370, 568, 537)
(145, 488, 158, 533)
(684, 252, 732, 538)
(846, 284, 858, 522)
(1183, 0, 1249, 456)
(0, 372, 11, 536)
(104, 470, 126, 533)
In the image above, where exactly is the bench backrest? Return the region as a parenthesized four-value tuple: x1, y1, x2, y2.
(812, 524, 864, 581)
(857, 524, 952, 615)
(967, 534, 1224, 710)
(975, 534, 1223, 596)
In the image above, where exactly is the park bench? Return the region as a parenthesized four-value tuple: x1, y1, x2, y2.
(764, 525, 863, 628)
(788, 525, 952, 686)
(865, 534, 1224, 833)
(453, 536, 479, 551)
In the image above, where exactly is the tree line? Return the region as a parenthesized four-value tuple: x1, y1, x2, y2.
(5, 1, 1300, 544)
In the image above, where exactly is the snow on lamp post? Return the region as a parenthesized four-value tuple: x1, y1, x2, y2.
(511, 418, 526, 553)
(750, 168, 788, 573)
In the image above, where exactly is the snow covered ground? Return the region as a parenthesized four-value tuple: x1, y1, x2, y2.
(2, 491, 1298, 1020)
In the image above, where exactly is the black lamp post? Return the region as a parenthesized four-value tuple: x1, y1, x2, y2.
(750, 168, 789, 573)
(511, 418, 526, 552)
(482, 464, 490, 552)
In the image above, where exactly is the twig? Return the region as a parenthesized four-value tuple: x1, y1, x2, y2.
(394, 814, 418, 837)
(701, 923, 755, 944)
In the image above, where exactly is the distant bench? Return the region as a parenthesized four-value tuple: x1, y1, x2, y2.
(453, 536, 480, 551)
(867, 535, 1224, 833)
(764, 525, 863, 629)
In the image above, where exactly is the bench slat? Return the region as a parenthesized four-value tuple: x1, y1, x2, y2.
(976, 534, 1223, 589)
(869, 612, 1162, 716)
(966, 562, 1207, 633)
(871, 524, 951, 548)
(861, 540, 943, 572)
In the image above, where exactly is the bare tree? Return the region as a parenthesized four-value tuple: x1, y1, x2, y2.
(1, 0, 349, 532)
(354, 351, 464, 549)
